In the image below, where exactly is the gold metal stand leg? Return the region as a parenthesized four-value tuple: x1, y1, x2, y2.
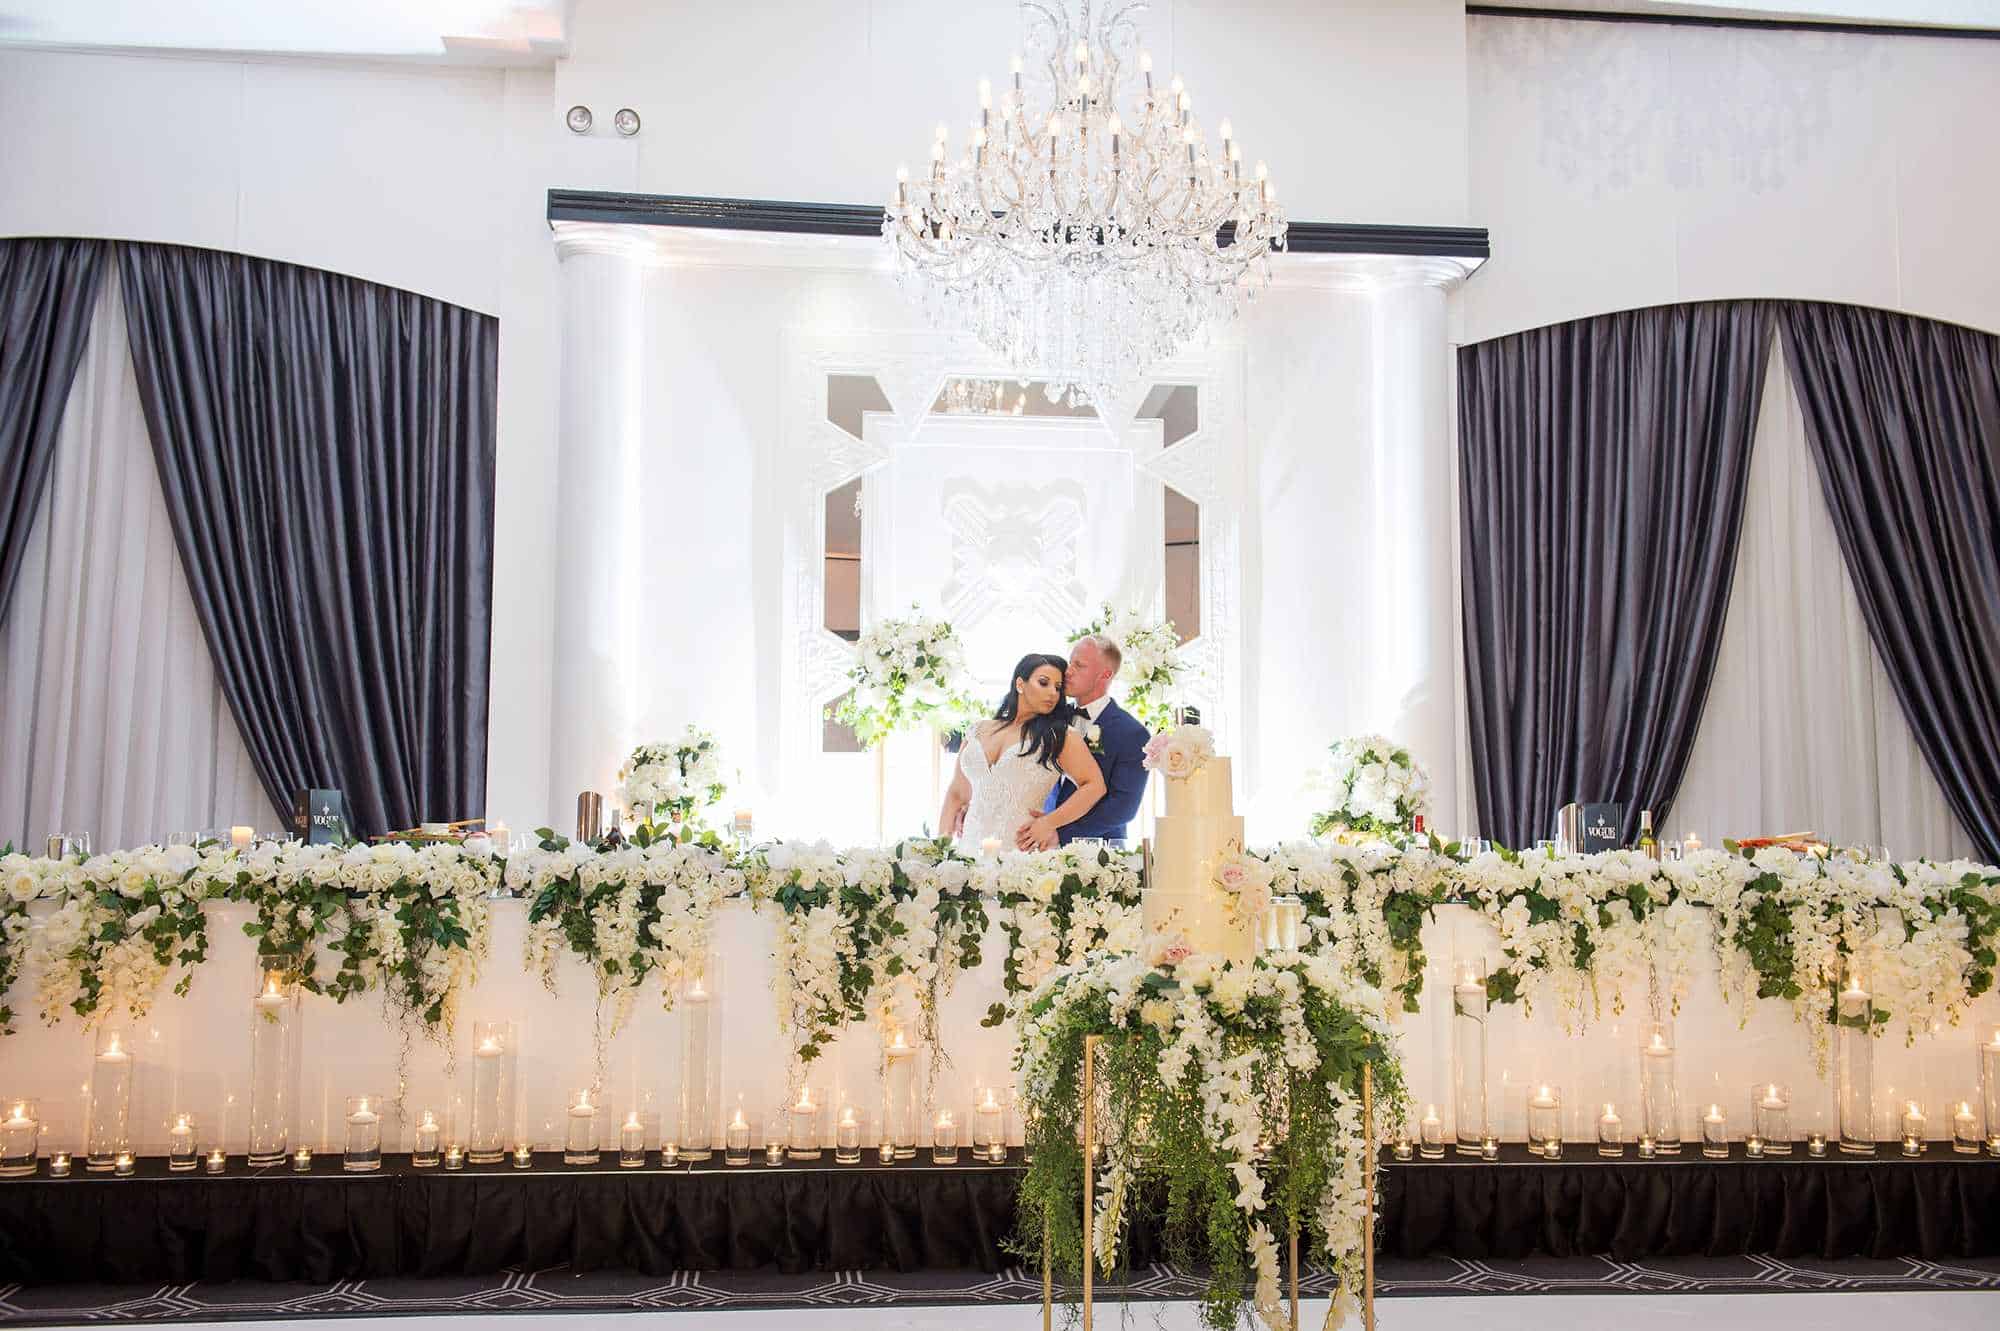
(1042, 1211, 1053, 1331)
(874, 742, 886, 847)
(1082, 1034, 1097, 1331)
(1362, 1062, 1377, 1331)
(1289, 1215, 1301, 1331)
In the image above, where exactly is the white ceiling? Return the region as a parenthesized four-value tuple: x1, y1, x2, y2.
(0, 0, 570, 64)
(1474, 0, 2000, 28)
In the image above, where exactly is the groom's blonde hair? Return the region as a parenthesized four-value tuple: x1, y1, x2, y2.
(1076, 633, 1122, 673)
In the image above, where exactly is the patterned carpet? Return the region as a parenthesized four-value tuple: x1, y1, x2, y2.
(4, 1254, 1999, 1323)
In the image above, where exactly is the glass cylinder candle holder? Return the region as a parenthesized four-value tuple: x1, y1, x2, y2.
(973, 1084, 1007, 1163)
(167, 1112, 197, 1172)
(678, 958, 718, 1161)
(1637, 1133, 1657, 1159)
(248, 971, 301, 1167)
(660, 1141, 679, 1168)
(1418, 1104, 1446, 1159)
(1981, 1027, 2000, 1156)
(413, 1109, 442, 1167)
(932, 1110, 960, 1165)
(787, 1085, 823, 1161)
(1638, 1020, 1682, 1155)
(1259, 893, 1305, 953)
(724, 1103, 752, 1166)
(764, 1134, 786, 1167)
(87, 1028, 135, 1171)
(834, 1104, 863, 1163)
(1391, 1132, 1413, 1162)
(885, 1027, 919, 1159)
(513, 1141, 534, 1169)
(292, 1146, 313, 1172)
(1745, 1134, 1766, 1158)
(1541, 1136, 1563, 1160)
(1479, 1134, 1499, 1162)
(204, 1147, 226, 1174)
(1, 1099, 40, 1177)
(1900, 1100, 1926, 1156)
(343, 1095, 383, 1172)
(1526, 1083, 1562, 1150)
(48, 1149, 72, 1177)
(564, 1089, 600, 1165)
(1952, 1100, 1981, 1154)
(619, 1111, 647, 1168)
(1700, 1103, 1729, 1158)
(1450, 957, 1489, 1156)
(444, 1143, 465, 1170)
(1806, 1130, 1828, 1157)
(1751, 1083, 1792, 1154)
(114, 1150, 135, 1176)
(1597, 1103, 1625, 1158)
(467, 1020, 515, 1164)
(1836, 961, 1876, 1154)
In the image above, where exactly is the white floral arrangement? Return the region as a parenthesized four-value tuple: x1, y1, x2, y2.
(829, 609, 979, 746)
(1308, 734, 1431, 841)
(975, 844, 1144, 1019)
(24, 843, 213, 1030)
(1018, 948, 1403, 1331)
(1212, 845, 1275, 927)
(617, 726, 728, 840)
(1141, 723, 1216, 779)
(1074, 604, 1191, 733)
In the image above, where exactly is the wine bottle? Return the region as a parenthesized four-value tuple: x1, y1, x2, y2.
(1637, 809, 1658, 860)
(603, 810, 626, 849)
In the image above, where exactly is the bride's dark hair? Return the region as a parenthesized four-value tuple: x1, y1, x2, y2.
(994, 653, 1074, 770)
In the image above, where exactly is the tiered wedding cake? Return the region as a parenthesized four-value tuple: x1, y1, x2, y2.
(1141, 729, 1256, 963)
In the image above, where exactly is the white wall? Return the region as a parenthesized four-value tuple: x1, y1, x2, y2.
(1462, 15, 2000, 342)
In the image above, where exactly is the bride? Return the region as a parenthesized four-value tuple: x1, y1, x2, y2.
(940, 653, 1107, 851)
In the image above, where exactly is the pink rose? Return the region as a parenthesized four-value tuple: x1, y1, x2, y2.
(1218, 863, 1248, 891)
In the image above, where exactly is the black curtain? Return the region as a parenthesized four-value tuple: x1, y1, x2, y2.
(116, 243, 497, 838)
(1778, 303, 2000, 863)
(1459, 302, 1773, 848)
(0, 237, 107, 629)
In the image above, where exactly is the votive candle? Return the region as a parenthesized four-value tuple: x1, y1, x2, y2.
(976, 1086, 1005, 1163)
(168, 1113, 197, 1171)
(1597, 1103, 1624, 1158)
(205, 1147, 226, 1174)
(835, 1105, 862, 1164)
(725, 1105, 751, 1166)
(293, 1146, 312, 1172)
(1702, 1104, 1728, 1158)
(933, 1110, 960, 1165)
(114, 1151, 135, 1176)
(1901, 1100, 1926, 1156)
(1418, 1104, 1445, 1159)
(49, 1150, 72, 1177)
(1953, 1101, 1980, 1154)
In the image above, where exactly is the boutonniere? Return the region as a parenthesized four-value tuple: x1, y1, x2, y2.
(1078, 719, 1103, 753)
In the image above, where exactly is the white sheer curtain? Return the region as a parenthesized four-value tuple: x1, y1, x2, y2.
(1671, 338, 1979, 861)
(0, 270, 278, 853)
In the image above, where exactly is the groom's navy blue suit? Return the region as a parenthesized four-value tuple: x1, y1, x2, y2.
(1044, 697, 1150, 846)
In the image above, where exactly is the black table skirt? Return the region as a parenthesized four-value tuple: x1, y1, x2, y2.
(2, 1146, 1995, 1285)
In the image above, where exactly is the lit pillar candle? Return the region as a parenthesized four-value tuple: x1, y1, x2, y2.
(788, 1087, 820, 1160)
(1952, 1101, 1979, 1153)
(725, 1104, 751, 1165)
(1901, 1100, 1926, 1155)
(620, 1111, 646, 1167)
(230, 826, 254, 850)
(168, 1113, 196, 1170)
(977, 1087, 1004, 1162)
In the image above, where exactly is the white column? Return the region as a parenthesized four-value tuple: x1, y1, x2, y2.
(1245, 257, 1470, 840)
(549, 225, 653, 814)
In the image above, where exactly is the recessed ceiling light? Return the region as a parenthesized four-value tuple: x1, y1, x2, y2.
(614, 108, 641, 137)
(565, 105, 593, 134)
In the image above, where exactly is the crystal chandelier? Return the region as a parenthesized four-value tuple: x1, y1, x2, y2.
(936, 378, 1028, 415)
(886, 0, 1285, 405)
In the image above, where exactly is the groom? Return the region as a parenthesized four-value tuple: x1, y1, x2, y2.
(1018, 634, 1150, 850)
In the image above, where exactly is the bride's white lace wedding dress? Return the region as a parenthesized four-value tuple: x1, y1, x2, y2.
(959, 726, 1060, 846)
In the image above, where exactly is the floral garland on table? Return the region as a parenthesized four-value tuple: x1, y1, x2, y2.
(1017, 941, 1405, 1331)
(976, 844, 1144, 1026)
(745, 838, 991, 1068)
(1074, 605, 1191, 733)
(616, 727, 729, 842)
(1308, 735, 1431, 841)
(512, 828, 738, 1041)
(2, 848, 43, 1035)
(25, 845, 213, 1030)
(829, 609, 980, 745)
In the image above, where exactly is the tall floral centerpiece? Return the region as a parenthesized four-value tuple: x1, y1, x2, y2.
(1309, 735, 1431, 842)
(617, 726, 728, 843)
(1074, 604, 1190, 733)
(830, 609, 979, 745)
(1017, 941, 1403, 1331)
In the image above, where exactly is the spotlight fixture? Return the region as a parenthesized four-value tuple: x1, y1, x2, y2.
(565, 105, 593, 134)
(613, 108, 641, 137)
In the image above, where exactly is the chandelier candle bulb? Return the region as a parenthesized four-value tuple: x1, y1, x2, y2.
(414, 1110, 441, 1167)
(344, 1096, 382, 1172)
(1418, 1104, 1445, 1158)
(620, 1112, 646, 1168)
(1598, 1104, 1624, 1158)
(565, 1090, 600, 1165)
(0, 1100, 38, 1177)
(168, 1113, 197, 1171)
(1702, 1105, 1729, 1158)
(1952, 1102, 1980, 1153)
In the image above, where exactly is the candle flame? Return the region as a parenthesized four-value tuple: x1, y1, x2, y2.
(1603, 1103, 1616, 1117)
(624, 1111, 643, 1128)
(795, 1087, 815, 1111)
(936, 1110, 954, 1127)
(982, 1088, 1000, 1109)
(421, 1110, 436, 1127)
(175, 1113, 191, 1130)
(839, 1105, 857, 1125)
(731, 1108, 748, 1128)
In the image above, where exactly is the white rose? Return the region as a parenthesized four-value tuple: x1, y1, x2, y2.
(5, 867, 38, 903)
